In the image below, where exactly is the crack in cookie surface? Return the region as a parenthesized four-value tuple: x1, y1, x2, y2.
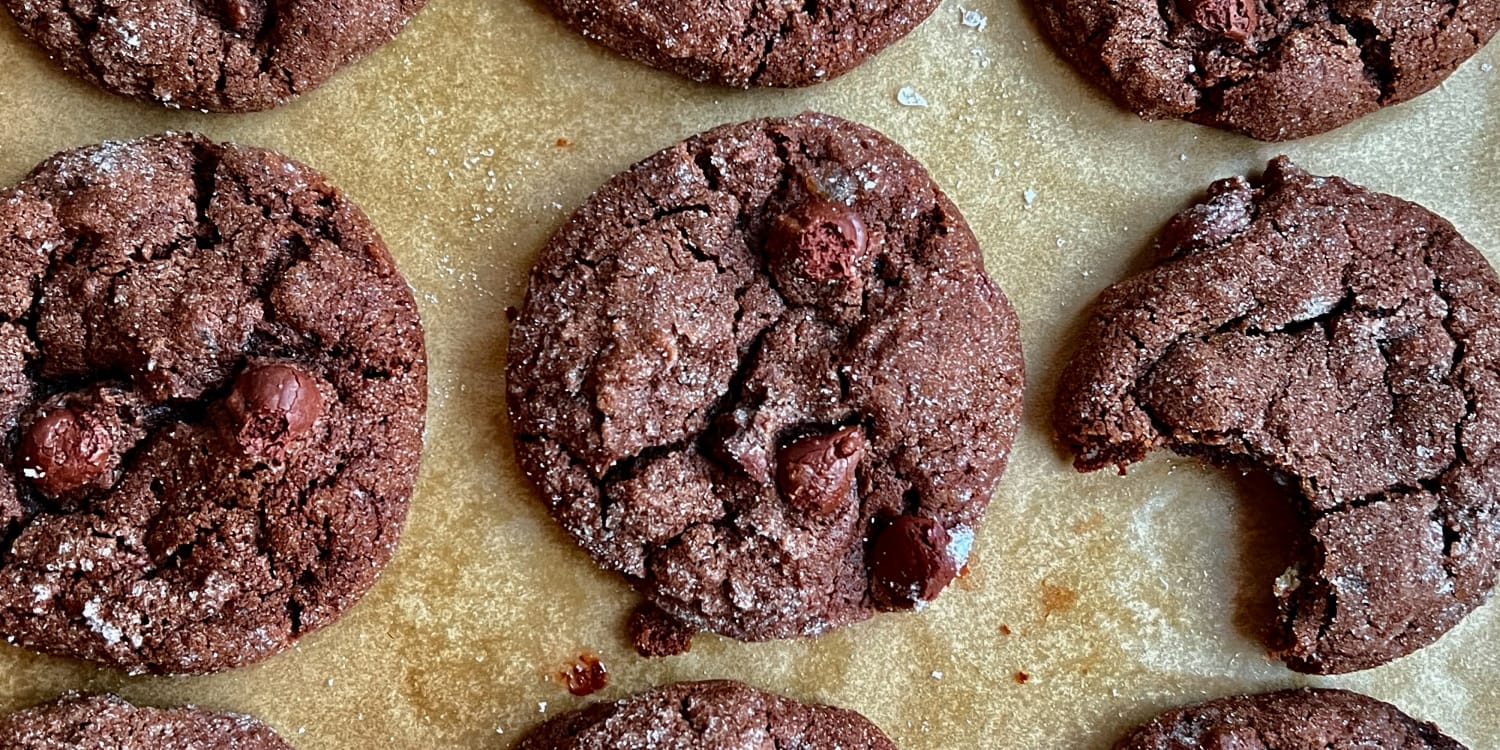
(1055, 157, 1500, 674)
(0, 133, 427, 675)
(1031, 0, 1500, 139)
(2, 0, 428, 112)
(542, 0, 942, 88)
(507, 113, 1024, 653)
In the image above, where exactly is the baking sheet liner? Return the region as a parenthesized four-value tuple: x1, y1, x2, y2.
(0, 0, 1496, 747)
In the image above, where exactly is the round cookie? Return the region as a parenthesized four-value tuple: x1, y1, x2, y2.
(1055, 157, 1500, 674)
(516, 680, 898, 750)
(3, 0, 428, 112)
(542, 0, 941, 88)
(1116, 688, 1467, 749)
(507, 112, 1024, 655)
(0, 133, 427, 675)
(0, 693, 293, 749)
(1030, 0, 1500, 140)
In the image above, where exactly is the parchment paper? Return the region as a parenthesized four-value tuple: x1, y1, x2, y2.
(0, 1, 1496, 747)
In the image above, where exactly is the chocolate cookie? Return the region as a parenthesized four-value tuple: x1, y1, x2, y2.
(516, 681, 898, 750)
(507, 113, 1024, 655)
(0, 133, 427, 674)
(1117, 688, 1467, 749)
(1055, 157, 1500, 674)
(1030, 0, 1500, 140)
(2, 0, 428, 112)
(0, 694, 292, 749)
(542, 0, 940, 88)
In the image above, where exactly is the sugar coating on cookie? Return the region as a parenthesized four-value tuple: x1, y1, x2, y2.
(507, 112, 1024, 655)
(543, 0, 941, 88)
(516, 681, 898, 750)
(1056, 157, 1500, 674)
(0, 133, 427, 675)
(2, 0, 428, 112)
(0, 693, 293, 749)
(1116, 688, 1467, 749)
(1031, 0, 1500, 140)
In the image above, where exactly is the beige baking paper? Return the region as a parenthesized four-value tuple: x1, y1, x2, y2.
(0, 1, 1497, 747)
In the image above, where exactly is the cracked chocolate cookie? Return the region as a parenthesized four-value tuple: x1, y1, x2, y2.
(516, 680, 898, 750)
(0, 133, 427, 674)
(507, 112, 1024, 656)
(1, 693, 293, 749)
(542, 0, 941, 88)
(2, 0, 428, 112)
(1117, 688, 1467, 749)
(1055, 157, 1500, 674)
(1030, 0, 1500, 139)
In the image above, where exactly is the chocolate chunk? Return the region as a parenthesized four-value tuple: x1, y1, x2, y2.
(1115, 689, 1467, 750)
(869, 515, 958, 610)
(17, 408, 111, 497)
(768, 197, 873, 308)
(777, 427, 866, 516)
(227, 362, 324, 457)
(1184, 0, 1258, 41)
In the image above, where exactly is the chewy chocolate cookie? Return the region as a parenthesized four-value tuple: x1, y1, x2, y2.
(517, 680, 898, 750)
(508, 113, 1024, 656)
(1055, 157, 1500, 674)
(542, 0, 940, 88)
(1030, 0, 1500, 140)
(3, 0, 428, 112)
(0, 694, 292, 749)
(0, 133, 427, 674)
(1117, 688, 1466, 749)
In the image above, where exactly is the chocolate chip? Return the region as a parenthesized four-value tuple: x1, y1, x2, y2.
(777, 427, 866, 516)
(767, 198, 873, 307)
(869, 515, 958, 610)
(17, 408, 112, 497)
(1183, 0, 1259, 41)
(221, 0, 267, 36)
(227, 362, 324, 457)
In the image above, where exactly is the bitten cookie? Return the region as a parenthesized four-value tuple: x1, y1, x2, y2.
(516, 681, 898, 750)
(1030, 0, 1500, 140)
(542, 0, 940, 88)
(507, 112, 1024, 656)
(2, 0, 428, 112)
(0, 694, 293, 749)
(0, 134, 427, 674)
(1116, 688, 1467, 749)
(1055, 157, 1500, 674)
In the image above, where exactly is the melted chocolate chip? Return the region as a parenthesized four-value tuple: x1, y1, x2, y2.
(777, 427, 866, 516)
(1183, 0, 1259, 41)
(226, 363, 324, 457)
(221, 0, 267, 35)
(560, 653, 610, 696)
(17, 408, 112, 497)
(767, 198, 873, 307)
(869, 515, 958, 610)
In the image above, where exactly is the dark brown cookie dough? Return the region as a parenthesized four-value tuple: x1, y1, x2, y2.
(507, 113, 1024, 655)
(542, 0, 941, 88)
(1116, 688, 1467, 749)
(0, 133, 427, 675)
(516, 681, 898, 750)
(1055, 157, 1500, 674)
(0, 693, 293, 749)
(2, 0, 428, 112)
(1030, 0, 1500, 140)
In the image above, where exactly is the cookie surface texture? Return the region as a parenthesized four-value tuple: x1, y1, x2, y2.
(1055, 157, 1500, 674)
(1030, 0, 1500, 140)
(507, 112, 1024, 655)
(2, 0, 428, 112)
(1116, 688, 1467, 749)
(0, 133, 427, 674)
(0, 693, 293, 750)
(516, 680, 898, 750)
(542, 0, 941, 87)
